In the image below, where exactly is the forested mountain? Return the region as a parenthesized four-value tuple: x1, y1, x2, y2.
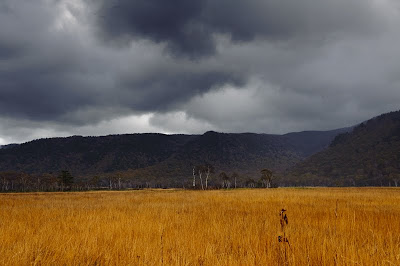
(0, 134, 195, 175)
(2, 110, 400, 190)
(133, 129, 350, 185)
(0, 128, 347, 188)
(288, 110, 400, 186)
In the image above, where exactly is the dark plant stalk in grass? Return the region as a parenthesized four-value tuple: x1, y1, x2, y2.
(279, 208, 290, 264)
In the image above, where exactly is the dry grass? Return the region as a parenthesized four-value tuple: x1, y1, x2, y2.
(0, 188, 399, 265)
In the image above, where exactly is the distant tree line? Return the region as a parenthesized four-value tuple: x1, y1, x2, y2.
(191, 164, 276, 190)
(0, 170, 132, 192)
(0, 166, 279, 192)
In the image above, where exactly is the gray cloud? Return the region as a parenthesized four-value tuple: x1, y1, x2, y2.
(1, 0, 400, 144)
(95, 0, 213, 58)
(0, 0, 243, 123)
(94, 0, 383, 58)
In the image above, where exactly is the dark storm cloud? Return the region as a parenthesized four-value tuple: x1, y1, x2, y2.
(118, 69, 244, 111)
(0, 0, 243, 124)
(1, 0, 400, 144)
(0, 38, 243, 123)
(95, 0, 214, 58)
(95, 0, 380, 58)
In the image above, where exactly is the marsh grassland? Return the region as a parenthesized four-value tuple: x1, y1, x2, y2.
(0, 188, 399, 265)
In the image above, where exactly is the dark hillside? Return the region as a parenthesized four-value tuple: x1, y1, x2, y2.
(0, 134, 195, 175)
(0, 128, 348, 187)
(289, 110, 400, 186)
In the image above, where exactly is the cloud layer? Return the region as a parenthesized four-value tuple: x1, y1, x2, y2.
(1, 0, 400, 144)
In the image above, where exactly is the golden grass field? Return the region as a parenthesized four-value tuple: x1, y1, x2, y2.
(0, 188, 399, 265)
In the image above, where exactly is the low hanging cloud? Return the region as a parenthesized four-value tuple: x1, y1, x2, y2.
(1, 0, 400, 144)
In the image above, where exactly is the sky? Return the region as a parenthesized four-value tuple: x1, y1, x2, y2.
(1, 0, 400, 145)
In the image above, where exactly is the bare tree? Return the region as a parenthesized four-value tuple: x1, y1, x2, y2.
(205, 164, 214, 189)
(107, 175, 122, 190)
(194, 164, 214, 190)
(198, 166, 204, 190)
(219, 172, 230, 188)
(0, 172, 12, 192)
(107, 176, 113, 190)
(19, 173, 29, 192)
(261, 168, 273, 188)
(231, 172, 239, 189)
(246, 178, 256, 188)
(116, 173, 123, 190)
(192, 166, 196, 188)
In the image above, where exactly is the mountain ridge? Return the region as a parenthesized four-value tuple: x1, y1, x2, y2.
(0, 127, 350, 186)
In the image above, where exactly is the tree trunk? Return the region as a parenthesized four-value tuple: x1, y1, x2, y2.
(206, 168, 210, 189)
(205, 167, 210, 189)
(199, 172, 204, 190)
(192, 167, 196, 188)
(268, 176, 273, 188)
